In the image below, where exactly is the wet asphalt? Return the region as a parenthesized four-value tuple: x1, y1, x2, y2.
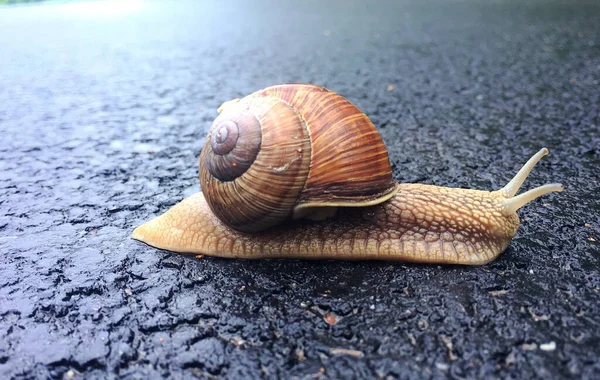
(0, 0, 599, 379)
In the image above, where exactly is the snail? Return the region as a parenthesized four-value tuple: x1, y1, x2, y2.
(131, 84, 563, 265)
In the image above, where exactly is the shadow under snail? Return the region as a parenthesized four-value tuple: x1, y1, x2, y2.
(131, 84, 563, 265)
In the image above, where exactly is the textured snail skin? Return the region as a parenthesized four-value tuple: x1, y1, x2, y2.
(132, 149, 563, 265)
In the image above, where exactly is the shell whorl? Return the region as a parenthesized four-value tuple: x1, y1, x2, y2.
(205, 112, 262, 181)
(200, 94, 311, 232)
(199, 84, 397, 232)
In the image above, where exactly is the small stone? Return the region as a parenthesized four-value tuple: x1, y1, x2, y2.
(330, 348, 364, 357)
(295, 349, 306, 362)
(540, 341, 556, 351)
(520, 343, 537, 351)
(230, 337, 245, 346)
(324, 312, 338, 326)
(435, 362, 449, 371)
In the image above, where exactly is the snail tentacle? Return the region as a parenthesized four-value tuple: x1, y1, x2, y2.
(502, 184, 564, 215)
(500, 147, 550, 197)
(496, 147, 563, 214)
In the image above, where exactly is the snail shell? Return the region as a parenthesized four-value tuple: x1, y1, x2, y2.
(200, 84, 398, 232)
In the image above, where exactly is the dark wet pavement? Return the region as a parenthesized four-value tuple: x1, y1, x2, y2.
(1, 0, 599, 378)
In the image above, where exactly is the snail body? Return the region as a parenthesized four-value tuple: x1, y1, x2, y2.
(132, 84, 563, 265)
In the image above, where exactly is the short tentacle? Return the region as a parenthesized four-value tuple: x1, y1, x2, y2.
(502, 183, 564, 214)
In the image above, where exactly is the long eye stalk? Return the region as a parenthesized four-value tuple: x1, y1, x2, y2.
(499, 148, 563, 215)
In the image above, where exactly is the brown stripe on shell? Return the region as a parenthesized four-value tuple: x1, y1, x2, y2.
(200, 95, 311, 232)
(258, 84, 397, 206)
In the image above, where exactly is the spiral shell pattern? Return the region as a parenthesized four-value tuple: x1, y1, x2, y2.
(199, 84, 397, 232)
